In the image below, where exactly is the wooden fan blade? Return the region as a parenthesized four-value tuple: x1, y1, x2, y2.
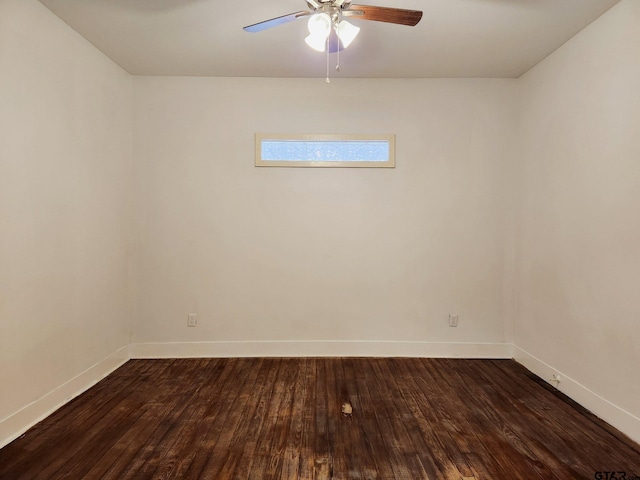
(347, 5, 422, 26)
(243, 11, 309, 32)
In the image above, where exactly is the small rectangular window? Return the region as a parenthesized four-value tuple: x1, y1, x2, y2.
(255, 134, 395, 168)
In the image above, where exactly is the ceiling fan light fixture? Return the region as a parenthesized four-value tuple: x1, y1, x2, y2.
(336, 20, 360, 48)
(305, 13, 332, 52)
(307, 12, 332, 36)
(305, 32, 328, 52)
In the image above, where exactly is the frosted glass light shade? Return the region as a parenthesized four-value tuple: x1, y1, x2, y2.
(307, 13, 331, 35)
(305, 33, 328, 51)
(336, 20, 360, 48)
(305, 13, 331, 52)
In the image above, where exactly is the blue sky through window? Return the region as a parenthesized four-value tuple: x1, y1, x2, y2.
(261, 140, 389, 162)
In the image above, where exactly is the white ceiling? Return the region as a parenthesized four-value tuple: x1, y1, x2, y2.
(39, 0, 620, 78)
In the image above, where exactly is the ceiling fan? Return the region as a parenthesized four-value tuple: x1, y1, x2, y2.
(243, 0, 423, 53)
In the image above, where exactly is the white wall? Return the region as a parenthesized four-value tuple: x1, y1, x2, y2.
(131, 77, 517, 357)
(515, 0, 640, 440)
(0, 0, 132, 445)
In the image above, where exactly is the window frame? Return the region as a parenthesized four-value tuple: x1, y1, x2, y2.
(254, 133, 396, 168)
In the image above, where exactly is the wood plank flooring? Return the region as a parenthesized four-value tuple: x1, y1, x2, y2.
(1, 358, 639, 479)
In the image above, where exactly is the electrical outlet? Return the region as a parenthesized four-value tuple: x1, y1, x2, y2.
(187, 314, 197, 327)
(449, 314, 459, 327)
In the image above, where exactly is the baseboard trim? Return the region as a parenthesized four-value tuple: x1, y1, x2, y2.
(513, 345, 640, 444)
(0, 345, 130, 449)
(129, 340, 513, 359)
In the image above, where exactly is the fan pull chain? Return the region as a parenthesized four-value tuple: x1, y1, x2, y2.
(326, 36, 330, 83)
(336, 38, 341, 72)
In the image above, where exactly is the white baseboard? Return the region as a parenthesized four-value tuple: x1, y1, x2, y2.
(0, 345, 130, 449)
(513, 345, 640, 444)
(129, 340, 513, 359)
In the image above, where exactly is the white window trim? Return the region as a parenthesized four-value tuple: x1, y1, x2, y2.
(255, 133, 396, 168)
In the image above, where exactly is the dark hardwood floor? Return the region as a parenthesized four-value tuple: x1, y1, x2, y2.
(1, 358, 639, 479)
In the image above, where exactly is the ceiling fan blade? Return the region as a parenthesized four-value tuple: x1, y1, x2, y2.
(243, 11, 309, 33)
(346, 5, 422, 26)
